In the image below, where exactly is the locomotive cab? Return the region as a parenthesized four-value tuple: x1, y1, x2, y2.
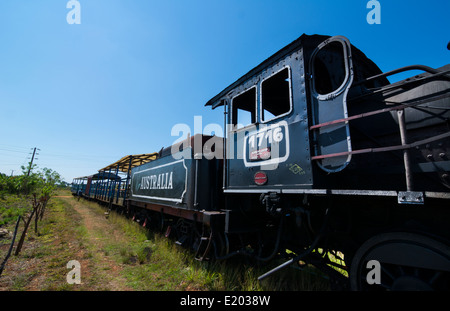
(207, 34, 450, 195)
(206, 34, 383, 192)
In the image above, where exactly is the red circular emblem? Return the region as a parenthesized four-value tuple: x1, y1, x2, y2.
(254, 171, 268, 186)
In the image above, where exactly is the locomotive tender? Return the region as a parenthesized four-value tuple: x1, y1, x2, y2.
(72, 34, 450, 290)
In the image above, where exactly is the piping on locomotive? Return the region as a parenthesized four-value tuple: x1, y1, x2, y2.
(72, 34, 450, 290)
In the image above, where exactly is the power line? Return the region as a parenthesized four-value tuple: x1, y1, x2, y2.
(0, 144, 31, 151)
(38, 153, 119, 162)
(0, 148, 30, 154)
(0, 143, 124, 162)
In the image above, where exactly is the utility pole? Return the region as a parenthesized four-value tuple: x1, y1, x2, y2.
(27, 147, 37, 176)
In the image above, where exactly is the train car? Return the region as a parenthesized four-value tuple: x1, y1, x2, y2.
(96, 153, 159, 206)
(71, 176, 87, 196)
(72, 33, 450, 290)
(71, 172, 123, 201)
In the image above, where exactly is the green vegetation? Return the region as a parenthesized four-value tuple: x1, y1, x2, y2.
(0, 165, 64, 278)
(0, 165, 62, 197)
(0, 195, 29, 227)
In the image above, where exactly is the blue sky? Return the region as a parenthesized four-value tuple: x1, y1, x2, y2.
(0, 0, 449, 182)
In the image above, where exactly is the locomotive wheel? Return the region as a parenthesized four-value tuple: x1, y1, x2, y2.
(350, 232, 450, 291)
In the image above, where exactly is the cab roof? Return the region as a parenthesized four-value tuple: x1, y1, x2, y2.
(204, 34, 329, 109)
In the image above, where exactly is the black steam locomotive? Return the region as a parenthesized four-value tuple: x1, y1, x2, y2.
(72, 34, 450, 290)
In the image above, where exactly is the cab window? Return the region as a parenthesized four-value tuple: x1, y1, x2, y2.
(261, 67, 292, 122)
(313, 41, 346, 95)
(232, 87, 256, 129)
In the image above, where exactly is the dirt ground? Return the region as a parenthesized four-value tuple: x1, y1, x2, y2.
(64, 196, 134, 290)
(0, 195, 133, 291)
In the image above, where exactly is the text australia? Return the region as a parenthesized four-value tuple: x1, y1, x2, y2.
(140, 172, 173, 190)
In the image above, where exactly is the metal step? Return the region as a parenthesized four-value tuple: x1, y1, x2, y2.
(194, 232, 213, 261)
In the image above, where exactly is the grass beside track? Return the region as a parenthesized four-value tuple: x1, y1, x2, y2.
(0, 190, 330, 291)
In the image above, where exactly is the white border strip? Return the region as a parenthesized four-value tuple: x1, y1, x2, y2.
(243, 121, 290, 168)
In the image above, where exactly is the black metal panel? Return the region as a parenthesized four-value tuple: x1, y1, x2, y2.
(130, 149, 194, 209)
(225, 46, 313, 191)
(130, 145, 223, 211)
